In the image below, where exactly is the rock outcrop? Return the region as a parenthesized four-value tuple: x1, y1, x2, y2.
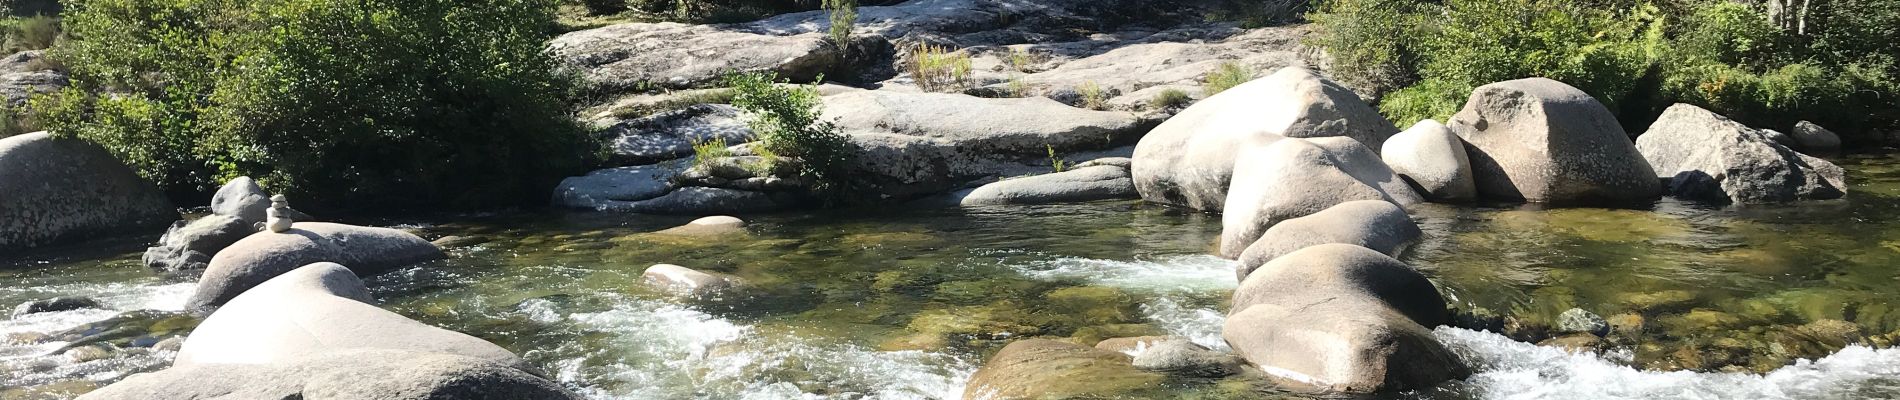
(1222, 244, 1465, 394)
(549, 22, 839, 92)
(1382, 119, 1476, 202)
(1234, 200, 1421, 281)
(601, 104, 755, 165)
(1132, 67, 1398, 212)
(0, 132, 176, 252)
(185, 223, 444, 311)
(1446, 78, 1660, 204)
(84, 263, 575, 400)
(953, 164, 1137, 206)
(962, 339, 1165, 400)
(824, 89, 1146, 156)
(0, 69, 64, 107)
(1635, 104, 1846, 204)
(142, 214, 255, 272)
(1218, 137, 1419, 258)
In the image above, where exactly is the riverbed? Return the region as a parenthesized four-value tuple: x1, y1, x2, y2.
(7, 154, 1900, 399)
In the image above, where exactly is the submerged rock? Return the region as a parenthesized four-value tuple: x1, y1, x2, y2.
(641, 264, 735, 296)
(1636, 104, 1845, 204)
(1447, 78, 1660, 204)
(1132, 66, 1398, 212)
(1129, 339, 1242, 378)
(1219, 137, 1420, 258)
(1382, 119, 1477, 202)
(186, 223, 444, 311)
(79, 349, 578, 400)
(1555, 308, 1610, 337)
(13, 296, 102, 317)
(1234, 200, 1421, 281)
(954, 165, 1138, 206)
(655, 215, 747, 236)
(0, 132, 177, 252)
(962, 339, 1165, 400)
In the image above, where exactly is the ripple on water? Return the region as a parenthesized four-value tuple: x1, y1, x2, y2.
(519, 295, 976, 400)
(0, 282, 193, 392)
(1014, 254, 1237, 293)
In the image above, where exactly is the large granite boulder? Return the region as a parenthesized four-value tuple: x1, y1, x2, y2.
(1635, 104, 1846, 204)
(80, 349, 576, 400)
(600, 104, 755, 165)
(142, 214, 256, 272)
(1791, 120, 1842, 152)
(1218, 137, 1420, 258)
(1234, 200, 1421, 281)
(1131, 66, 1398, 212)
(1382, 119, 1476, 202)
(549, 22, 839, 92)
(210, 177, 271, 224)
(178, 263, 523, 368)
(0, 132, 176, 252)
(1222, 244, 1464, 394)
(954, 164, 1138, 206)
(1446, 78, 1660, 204)
(185, 223, 444, 311)
(962, 339, 1165, 400)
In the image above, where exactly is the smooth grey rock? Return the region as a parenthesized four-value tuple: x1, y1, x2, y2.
(79, 349, 578, 400)
(0, 69, 64, 107)
(1235, 200, 1421, 281)
(1447, 78, 1661, 204)
(1636, 104, 1845, 204)
(1222, 244, 1465, 394)
(210, 177, 271, 223)
(1218, 137, 1420, 259)
(552, 159, 692, 210)
(1556, 308, 1609, 337)
(1382, 119, 1476, 202)
(549, 22, 839, 92)
(961, 338, 1164, 400)
(178, 263, 521, 369)
(602, 104, 755, 165)
(642, 264, 734, 296)
(823, 90, 1145, 157)
(1129, 339, 1241, 378)
(185, 223, 444, 311)
(1071, 157, 1131, 169)
(0, 132, 176, 252)
(1132, 66, 1397, 212)
(12, 296, 102, 317)
(957, 165, 1137, 206)
(143, 214, 256, 272)
(1792, 120, 1842, 152)
(1759, 128, 1796, 147)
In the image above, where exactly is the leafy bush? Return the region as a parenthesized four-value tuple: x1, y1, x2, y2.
(823, 0, 854, 48)
(909, 44, 971, 91)
(1076, 81, 1105, 110)
(43, 0, 595, 210)
(1, 15, 59, 53)
(1202, 62, 1253, 96)
(724, 72, 855, 198)
(1308, 0, 1899, 140)
(1150, 88, 1191, 110)
(0, 105, 39, 137)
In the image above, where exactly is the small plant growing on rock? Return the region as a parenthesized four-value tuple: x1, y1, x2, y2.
(1006, 47, 1036, 72)
(691, 137, 733, 167)
(1203, 62, 1254, 96)
(823, 0, 856, 49)
(1150, 88, 1191, 110)
(1046, 144, 1067, 173)
(724, 71, 856, 199)
(910, 44, 972, 91)
(1077, 81, 1106, 110)
(1006, 74, 1029, 97)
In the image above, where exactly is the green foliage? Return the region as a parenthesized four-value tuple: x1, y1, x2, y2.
(1309, 0, 1899, 139)
(1005, 74, 1028, 98)
(823, 0, 854, 48)
(1076, 81, 1105, 110)
(1202, 62, 1253, 96)
(1, 15, 58, 53)
(724, 71, 855, 198)
(1150, 88, 1191, 110)
(0, 105, 39, 137)
(1208, 0, 1311, 28)
(577, 0, 625, 16)
(692, 137, 732, 165)
(1005, 47, 1036, 72)
(1045, 144, 1066, 173)
(909, 44, 971, 91)
(618, 0, 812, 23)
(44, 0, 595, 210)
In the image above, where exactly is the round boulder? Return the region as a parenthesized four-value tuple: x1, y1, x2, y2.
(956, 165, 1138, 206)
(1382, 119, 1477, 202)
(13, 296, 102, 317)
(79, 349, 578, 400)
(655, 215, 746, 236)
(1222, 301, 1468, 394)
(641, 264, 734, 296)
(1132, 66, 1398, 212)
(210, 177, 271, 224)
(1791, 120, 1842, 152)
(143, 214, 256, 272)
(1230, 243, 1449, 327)
(962, 339, 1165, 400)
(0, 132, 176, 252)
(1219, 137, 1420, 259)
(1635, 104, 1845, 204)
(1446, 78, 1661, 204)
(185, 222, 445, 311)
(1234, 200, 1421, 281)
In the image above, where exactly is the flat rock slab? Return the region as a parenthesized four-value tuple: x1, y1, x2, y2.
(956, 165, 1137, 206)
(550, 22, 838, 92)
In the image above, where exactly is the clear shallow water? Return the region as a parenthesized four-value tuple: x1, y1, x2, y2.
(7, 154, 1900, 399)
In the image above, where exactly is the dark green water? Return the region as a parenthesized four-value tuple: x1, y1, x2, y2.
(6, 155, 1900, 399)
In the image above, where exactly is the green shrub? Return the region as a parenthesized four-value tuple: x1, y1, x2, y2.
(0, 105, 39, 137)
(692, 137, 732, 163)
(1045, 144, 1065, 173)
(823, 0, 854, 48)
(724, 71, 855, 198)
(44, 0, 595, 210)
(1202, 62, 1253, 96)
(1376, 78, 1469, 127)
(1, 15, 59, 53)
(1149, 88, 1190, 110)
(1076, 81, 1105, 110)
(1304, 0, 1427, 93)
(577, 0, 625, 16)
(910, 44, 972, 91)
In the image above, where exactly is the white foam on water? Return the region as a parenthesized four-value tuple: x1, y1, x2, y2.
(1140, 297, 1229, 351)
(1016, 254, 1237, 293)
(1434, 326, 1900, 400)
(0, 281, 194, 389)
(532, 295, 975, 400)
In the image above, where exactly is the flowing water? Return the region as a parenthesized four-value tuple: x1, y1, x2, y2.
(7, 154, 1900, 399)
